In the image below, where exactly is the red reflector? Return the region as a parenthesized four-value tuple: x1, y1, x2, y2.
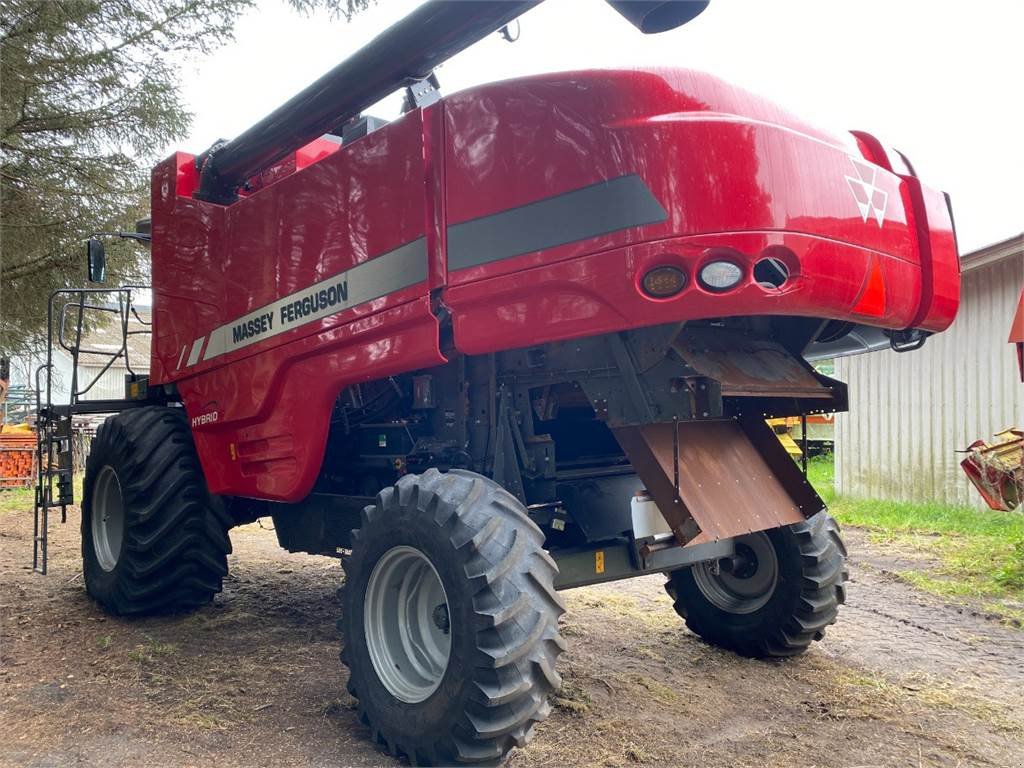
(1009, 287, 1024, 344)
(1011, 287, 1024, 382)
(852, 255, 886, 317)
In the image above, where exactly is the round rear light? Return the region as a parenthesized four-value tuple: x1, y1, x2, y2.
(698, 261, 743, 292)
(641, 266, 686, 298)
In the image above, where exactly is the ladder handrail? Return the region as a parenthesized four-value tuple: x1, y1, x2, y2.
(57, 302, 122, 355)
(34, 285, 152, 575)
(33, 363, 51, 574)
(46, 287, 152, 405)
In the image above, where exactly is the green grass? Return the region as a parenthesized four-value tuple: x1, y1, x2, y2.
(807, 455, 1024, 624)
(0, 486, 35, 515)
(0, 475, 83, 515)
(128, 635, 179, 663)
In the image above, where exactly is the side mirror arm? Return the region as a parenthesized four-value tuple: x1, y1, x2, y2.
(85, 230, 152, 284)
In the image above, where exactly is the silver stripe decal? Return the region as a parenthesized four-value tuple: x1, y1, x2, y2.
(197, 237, 427, 365)
(446, 174, 667, 272)
(186, 336, 205, 366)
(176, 345, 188, 371)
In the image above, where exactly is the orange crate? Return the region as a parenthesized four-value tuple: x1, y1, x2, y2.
(0, 428, 37, 489)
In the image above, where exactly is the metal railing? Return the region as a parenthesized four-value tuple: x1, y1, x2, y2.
(33, 286, 151, 574)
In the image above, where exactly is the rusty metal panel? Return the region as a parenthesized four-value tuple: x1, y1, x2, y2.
(674, 327, 832, 399)
(614, 419, 811, 546)
(737, 414, 826, 516)
(836, 248, 1024, 507)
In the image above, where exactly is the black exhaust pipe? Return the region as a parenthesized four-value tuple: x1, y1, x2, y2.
(196, 0, 708, 203)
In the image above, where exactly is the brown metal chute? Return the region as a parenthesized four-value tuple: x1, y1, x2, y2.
(613, 417, 824, 547)
(673, 327, 836, 400)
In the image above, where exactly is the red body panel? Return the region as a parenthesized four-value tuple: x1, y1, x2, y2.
(151, 113, 445, 499)
(150, 68, 960, 501)
(444, 232, 924, 354)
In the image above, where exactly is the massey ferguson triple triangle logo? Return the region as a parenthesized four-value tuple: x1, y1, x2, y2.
(845, 156, 888, 227)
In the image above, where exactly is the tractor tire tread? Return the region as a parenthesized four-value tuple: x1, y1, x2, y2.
(340, 468, 565, 766)
(665, 511, 847, 658)
(82, 406, 230, 616)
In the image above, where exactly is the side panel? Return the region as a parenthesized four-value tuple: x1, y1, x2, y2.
(179, 299, 443, 500)
(151, 112, 444, 500)
(852, 130, 960, 332)
(149, 153, 223, 385)
(153, 111, 430, 383)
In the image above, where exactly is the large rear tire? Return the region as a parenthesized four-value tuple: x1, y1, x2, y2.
(82, 406, 231, 615)
(665, 511, 847, 658)
(340, 469, 566, 766)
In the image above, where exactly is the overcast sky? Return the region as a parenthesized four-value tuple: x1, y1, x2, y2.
(176, 0, 1023, 253)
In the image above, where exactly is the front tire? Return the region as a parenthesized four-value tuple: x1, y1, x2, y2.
(82, 407, 231, 615)
(340, 469, 565, 766)
(665, 511, 847, 658)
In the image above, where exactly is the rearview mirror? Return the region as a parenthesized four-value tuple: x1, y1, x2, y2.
(86, 238, 106, 283)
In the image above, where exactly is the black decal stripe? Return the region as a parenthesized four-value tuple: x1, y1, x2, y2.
(446, 174, 668, 272)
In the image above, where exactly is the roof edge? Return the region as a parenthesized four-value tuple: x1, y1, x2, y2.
(961, 232, 1023, 273)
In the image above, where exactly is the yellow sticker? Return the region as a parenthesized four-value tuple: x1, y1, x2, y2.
(595, 550, 605, 574)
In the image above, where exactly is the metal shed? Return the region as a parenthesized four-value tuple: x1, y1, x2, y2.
(7, 308, 151, 409)
(73, 309, 151, 402)
(835, 234, 1023, 507)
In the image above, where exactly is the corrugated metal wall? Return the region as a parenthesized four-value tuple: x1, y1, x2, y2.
(835, 254, 1023, 507)
(77, 364, 149, 402)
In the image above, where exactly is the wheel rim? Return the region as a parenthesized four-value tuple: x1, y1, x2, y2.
(91, 465, 124, 572)
(692, 532, 778, 614)
(364, 545, 452, 703)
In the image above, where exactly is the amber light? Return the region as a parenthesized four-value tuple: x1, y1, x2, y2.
(641, 266, 687, 298)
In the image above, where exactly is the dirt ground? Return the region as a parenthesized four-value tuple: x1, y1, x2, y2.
(1, 505, 1022, 768)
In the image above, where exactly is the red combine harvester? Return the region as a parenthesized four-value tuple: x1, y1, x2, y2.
(33, 1, 960, 763)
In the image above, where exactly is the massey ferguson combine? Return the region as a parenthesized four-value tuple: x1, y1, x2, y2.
(33, 0, 960, 764)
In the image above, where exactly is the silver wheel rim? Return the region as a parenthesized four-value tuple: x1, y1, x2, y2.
(364, 545, 452, 703)
(692, 532, 778, 614)
(91, 465, 124, 572)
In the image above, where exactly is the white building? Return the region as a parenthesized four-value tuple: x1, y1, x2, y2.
(8, 309, 151, 410)
(835, 234, 1023, 508)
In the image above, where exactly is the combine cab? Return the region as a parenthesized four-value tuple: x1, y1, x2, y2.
(34, 1, 960, 764)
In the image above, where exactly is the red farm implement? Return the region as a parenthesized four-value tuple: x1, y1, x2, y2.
(33, 1, 960, 763)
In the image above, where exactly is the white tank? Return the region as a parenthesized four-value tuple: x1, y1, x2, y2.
(630, 489, 673, 540)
